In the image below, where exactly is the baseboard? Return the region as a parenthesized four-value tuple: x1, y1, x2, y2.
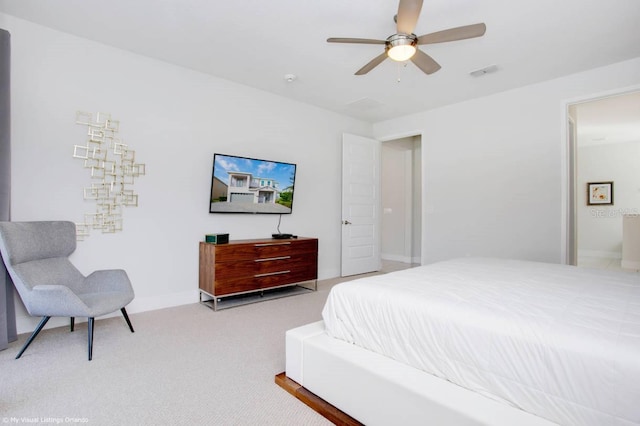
(318, 267, 340, 281)
(621, 260, 640, 270)
(14, 290, 199, 335)
(577, 249, 621, 259)
(381, 254, 414, 264)
(126, 290, 198, 314)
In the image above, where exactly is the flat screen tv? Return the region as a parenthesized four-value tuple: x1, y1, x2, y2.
(209, 153, 296, 214)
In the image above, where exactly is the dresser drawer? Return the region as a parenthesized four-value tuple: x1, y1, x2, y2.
(214, 267, 317, 296)
(214, 253, 313, 281)
(213, 239, 317, 262)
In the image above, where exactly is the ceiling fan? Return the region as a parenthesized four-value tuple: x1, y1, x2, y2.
(327, 0, 486, 75)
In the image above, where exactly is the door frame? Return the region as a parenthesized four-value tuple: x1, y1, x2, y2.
(375, 130, 425, 265)
(380, 136, 422, 264)
(559, 83, 640, 264)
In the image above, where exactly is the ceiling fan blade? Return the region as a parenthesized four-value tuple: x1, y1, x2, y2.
(355, 52, 388, 75)
(327, 37, 386, 45)
(417, 23, 486, 45)
(396, 0, 423, 34)
(410, 49, 441, 75)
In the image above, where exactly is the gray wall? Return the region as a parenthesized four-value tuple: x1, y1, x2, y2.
(1, 28, 16, 350)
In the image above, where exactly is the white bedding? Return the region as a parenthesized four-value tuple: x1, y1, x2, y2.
(322, 258, 640, 426)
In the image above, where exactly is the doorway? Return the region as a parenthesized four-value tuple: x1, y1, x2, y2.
(381, 135, 422, 266)
(566, 90, 640, 272)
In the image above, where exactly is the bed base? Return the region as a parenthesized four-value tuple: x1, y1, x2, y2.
(282, 321, 557, 426)
(275, 372, 362, 425)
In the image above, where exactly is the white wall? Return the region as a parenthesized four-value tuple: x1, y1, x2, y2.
(577, 141, 640, 257)
(1, 14, 372, 333)
(374, 58, 640, 265)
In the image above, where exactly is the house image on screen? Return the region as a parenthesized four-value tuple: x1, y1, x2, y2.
(210, 176, 228, 202)
(227, 171, 279, 204)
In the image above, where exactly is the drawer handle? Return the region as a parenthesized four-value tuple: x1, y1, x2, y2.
(254, 242, 292, 247)
(255, 256, 291, 262)
(254, 270, 291, 278)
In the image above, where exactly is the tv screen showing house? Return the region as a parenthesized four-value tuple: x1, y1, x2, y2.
(209, 153, 296, 214)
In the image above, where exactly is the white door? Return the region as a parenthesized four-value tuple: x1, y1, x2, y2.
(341, 133, 381, 276)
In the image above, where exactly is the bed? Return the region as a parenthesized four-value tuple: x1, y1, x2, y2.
(281, 258, 640, 426)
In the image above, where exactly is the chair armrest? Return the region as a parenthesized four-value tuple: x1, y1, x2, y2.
(29, 285, 89, 317)
(84, 269, 134, 296)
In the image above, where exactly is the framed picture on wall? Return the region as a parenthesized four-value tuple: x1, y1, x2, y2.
(587, 181, 614, 205)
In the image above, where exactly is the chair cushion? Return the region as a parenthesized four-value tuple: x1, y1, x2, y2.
(12, 258, 85, 291)
(77, 291, 135, 317)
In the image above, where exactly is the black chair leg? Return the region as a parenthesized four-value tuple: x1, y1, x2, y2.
(70, 317, 75, 332)
(121, 308, 134, 333)
(16, 316, 50, 359)
(87, 317, 94, 361)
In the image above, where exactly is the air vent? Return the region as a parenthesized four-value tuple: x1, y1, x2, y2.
(469, 64, 498, 77)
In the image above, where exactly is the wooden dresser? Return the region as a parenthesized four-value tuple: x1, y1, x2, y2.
(199, 237, 318, 309)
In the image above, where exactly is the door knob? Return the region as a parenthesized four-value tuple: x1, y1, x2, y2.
(342, 220, 352, 225)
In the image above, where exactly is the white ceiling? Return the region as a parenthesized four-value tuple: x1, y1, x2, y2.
(0, 0, 639, 123)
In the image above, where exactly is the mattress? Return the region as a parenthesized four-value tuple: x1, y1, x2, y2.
(322, 258, 640, 426)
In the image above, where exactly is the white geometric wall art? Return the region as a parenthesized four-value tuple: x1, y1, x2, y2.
(73, 111, 146, 240)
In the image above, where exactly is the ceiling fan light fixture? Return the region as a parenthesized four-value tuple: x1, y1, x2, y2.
(326, 1, 487, 76)
(388, 44, 416, 61)
(386, 34, 418, 62)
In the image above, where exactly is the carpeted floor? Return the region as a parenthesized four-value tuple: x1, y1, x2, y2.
(0, 267, 404, 425)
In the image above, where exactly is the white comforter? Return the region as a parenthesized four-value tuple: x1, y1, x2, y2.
(322, 258, 640, 426)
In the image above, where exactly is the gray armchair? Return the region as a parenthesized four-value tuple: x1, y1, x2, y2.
(0, 221, 135, 360)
